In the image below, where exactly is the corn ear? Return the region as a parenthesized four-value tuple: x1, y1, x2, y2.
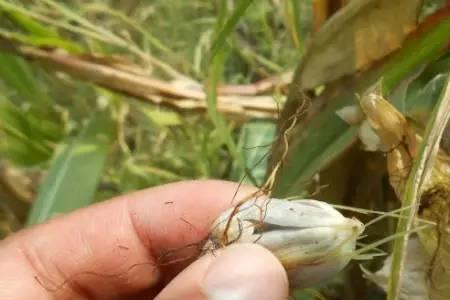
(205, 198, 364, 288)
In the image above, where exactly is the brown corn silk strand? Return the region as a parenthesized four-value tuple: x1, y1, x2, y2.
(219, 96, 311, 247)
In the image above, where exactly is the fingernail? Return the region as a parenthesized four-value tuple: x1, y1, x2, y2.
(201, 243, 288, 300)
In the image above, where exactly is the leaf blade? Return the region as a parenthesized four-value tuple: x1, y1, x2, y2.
(27, 114, 115, 225)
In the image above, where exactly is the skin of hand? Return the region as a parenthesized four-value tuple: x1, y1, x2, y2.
(0, 180, 289, 300)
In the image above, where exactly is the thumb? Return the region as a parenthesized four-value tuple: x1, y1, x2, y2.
(155, 243, 289, 300)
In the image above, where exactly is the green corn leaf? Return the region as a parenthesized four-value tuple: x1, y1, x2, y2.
(3, 9, 59, 38)
(0, 100, 63, 166)
(27, 113, 116, 225)
(206, 0, 258, 185)
(0, 1, 83, 52)
(0, 53, 47, 103)
(210, 0, 255, 60)
(230, 120, 276, 186)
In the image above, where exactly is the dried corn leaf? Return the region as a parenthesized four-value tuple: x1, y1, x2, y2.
(297, 0, 422, 89)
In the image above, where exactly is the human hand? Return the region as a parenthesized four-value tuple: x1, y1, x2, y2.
(0, 180, 288, 300)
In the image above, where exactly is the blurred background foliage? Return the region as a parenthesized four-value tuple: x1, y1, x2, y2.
(0, 0, 301, 228)
(1, 0, 450, 299)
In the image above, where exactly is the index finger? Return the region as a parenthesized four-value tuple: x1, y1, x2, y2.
(0, 180, 256, 299)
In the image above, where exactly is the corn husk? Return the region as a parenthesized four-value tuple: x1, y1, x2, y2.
(362, 235, 430, 300)
(356, 82, 450, 300)
(205, 198, 364, 288)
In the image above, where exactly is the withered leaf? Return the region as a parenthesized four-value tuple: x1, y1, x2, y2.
(298, 0, 423, 89)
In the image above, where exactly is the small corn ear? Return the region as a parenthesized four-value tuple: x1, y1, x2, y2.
(206, 198, 364, 288)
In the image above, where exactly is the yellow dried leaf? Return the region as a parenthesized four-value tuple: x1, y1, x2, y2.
(298, 0, 422, 89)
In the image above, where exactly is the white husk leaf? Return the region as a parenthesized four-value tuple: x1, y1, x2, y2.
(336, 104, 365, 125)
(359, 120, 382, 151)
(206, 198, 364, 288)
(362, 235, 430, 300)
